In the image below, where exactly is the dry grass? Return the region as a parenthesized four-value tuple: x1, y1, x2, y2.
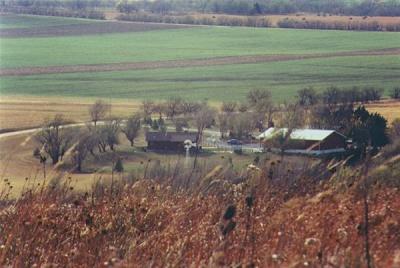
(266, 14, 400, 26)
(0, 133, 98, 197)
(0, 96, 140, 131)
(0, 151, 399, 267)
(109, 9, 400, 27)
(188, 12, 400, 27)
(0, 129, 252, 197)
(366, 100, 400, 123)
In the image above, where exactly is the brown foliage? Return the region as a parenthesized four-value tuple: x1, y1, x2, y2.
(0, 157, 399, 267)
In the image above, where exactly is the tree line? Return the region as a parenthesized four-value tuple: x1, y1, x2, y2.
(6, 0, 400, 17)
(4, 1, 400, 31)
(115, 1, 400, 31)
(0, 0, 114, 9)
(0, 0, 107, 19)
(277, 17, 400, 32)
(297, 86, 390, 107)
(115, 0, 400, 17)
(117, 12, 400, 31)
(117, 13, 272, 28)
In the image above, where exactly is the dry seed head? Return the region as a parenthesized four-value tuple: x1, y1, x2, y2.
(245, 195, 254, 208)
(304, 237, 319, 246)
(223, 204, 236, 220)
(271, 254, 279, 261)
(222, 220, 236, 236)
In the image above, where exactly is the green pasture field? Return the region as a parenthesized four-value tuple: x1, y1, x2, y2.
(1, 56, 399, 102)
(0, 14, 399, 102)
(1, 17, 400, 68)
(0, 14, 96, 29)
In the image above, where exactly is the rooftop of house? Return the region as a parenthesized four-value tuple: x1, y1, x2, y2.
(146, 131, 198, 142)
(257, 128, 346, 141)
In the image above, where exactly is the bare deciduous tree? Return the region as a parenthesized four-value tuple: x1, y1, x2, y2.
(181, 101, 201, 115)
(390, 87, 400, 99)
(230, 113, 255, 139)
(297, 87, 319, 107)
(247, 89, 274, 130)
(247, 89, 271, 107)
(275, 102, 305, 158)
(152, 103, 165, 120)
(122, 114, 141, 147)
(322, 86, 341, 106)
(194, 104, 216, 146)
(164, 97, 183, 119)
(103, 118, 121, 151)
(71, 131, 92, 172)
(35, 114, 73, 165)
(89, 100, 110, 127)
(221, 101, 237, 114)
(93, 118, 121, 152)
(142, 100, 154, 120)
(238, 102, 249, 113)
(279, 102, 305, 130)
(218, 112, 230, 138)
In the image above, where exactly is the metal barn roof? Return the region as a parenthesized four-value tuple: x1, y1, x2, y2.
(257, 128, 345, 141)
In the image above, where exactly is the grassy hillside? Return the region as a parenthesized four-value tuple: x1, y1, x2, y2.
(0, 14, 399, 101)
(0, 138, 399, 266)
(1, 26, 400, 68)
(1, 56, 399, 101)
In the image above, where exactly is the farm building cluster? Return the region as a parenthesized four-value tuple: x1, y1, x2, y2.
(257, 128, 348, 155)
(145, 127, 348, 156)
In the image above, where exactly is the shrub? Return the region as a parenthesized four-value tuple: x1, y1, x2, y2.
(389, 87, 400, 99)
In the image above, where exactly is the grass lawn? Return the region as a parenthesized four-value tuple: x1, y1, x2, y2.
(1, 55, 399, 102)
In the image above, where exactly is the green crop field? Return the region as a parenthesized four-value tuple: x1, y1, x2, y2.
(0, 14, 96, 29)
(1, 55, 399, 102)
(0, 14, 399, 102)
(1, 21, 400, 68)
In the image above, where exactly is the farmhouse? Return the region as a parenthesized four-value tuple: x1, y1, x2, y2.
(257, 128, 347, 155)
(146, 131, 198, 152)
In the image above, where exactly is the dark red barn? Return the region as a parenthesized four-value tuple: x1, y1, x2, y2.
(146, 131, 198, 152)
(258, 128, 347, 155)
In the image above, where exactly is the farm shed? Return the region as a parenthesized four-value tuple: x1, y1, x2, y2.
(146, 131, 198, 152)
(257, 128, 347, 155)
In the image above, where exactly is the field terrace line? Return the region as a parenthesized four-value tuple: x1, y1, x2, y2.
(1, 47, 399, 77)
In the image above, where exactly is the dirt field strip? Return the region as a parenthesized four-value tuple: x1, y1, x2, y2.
(1, 47, 399, 76)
